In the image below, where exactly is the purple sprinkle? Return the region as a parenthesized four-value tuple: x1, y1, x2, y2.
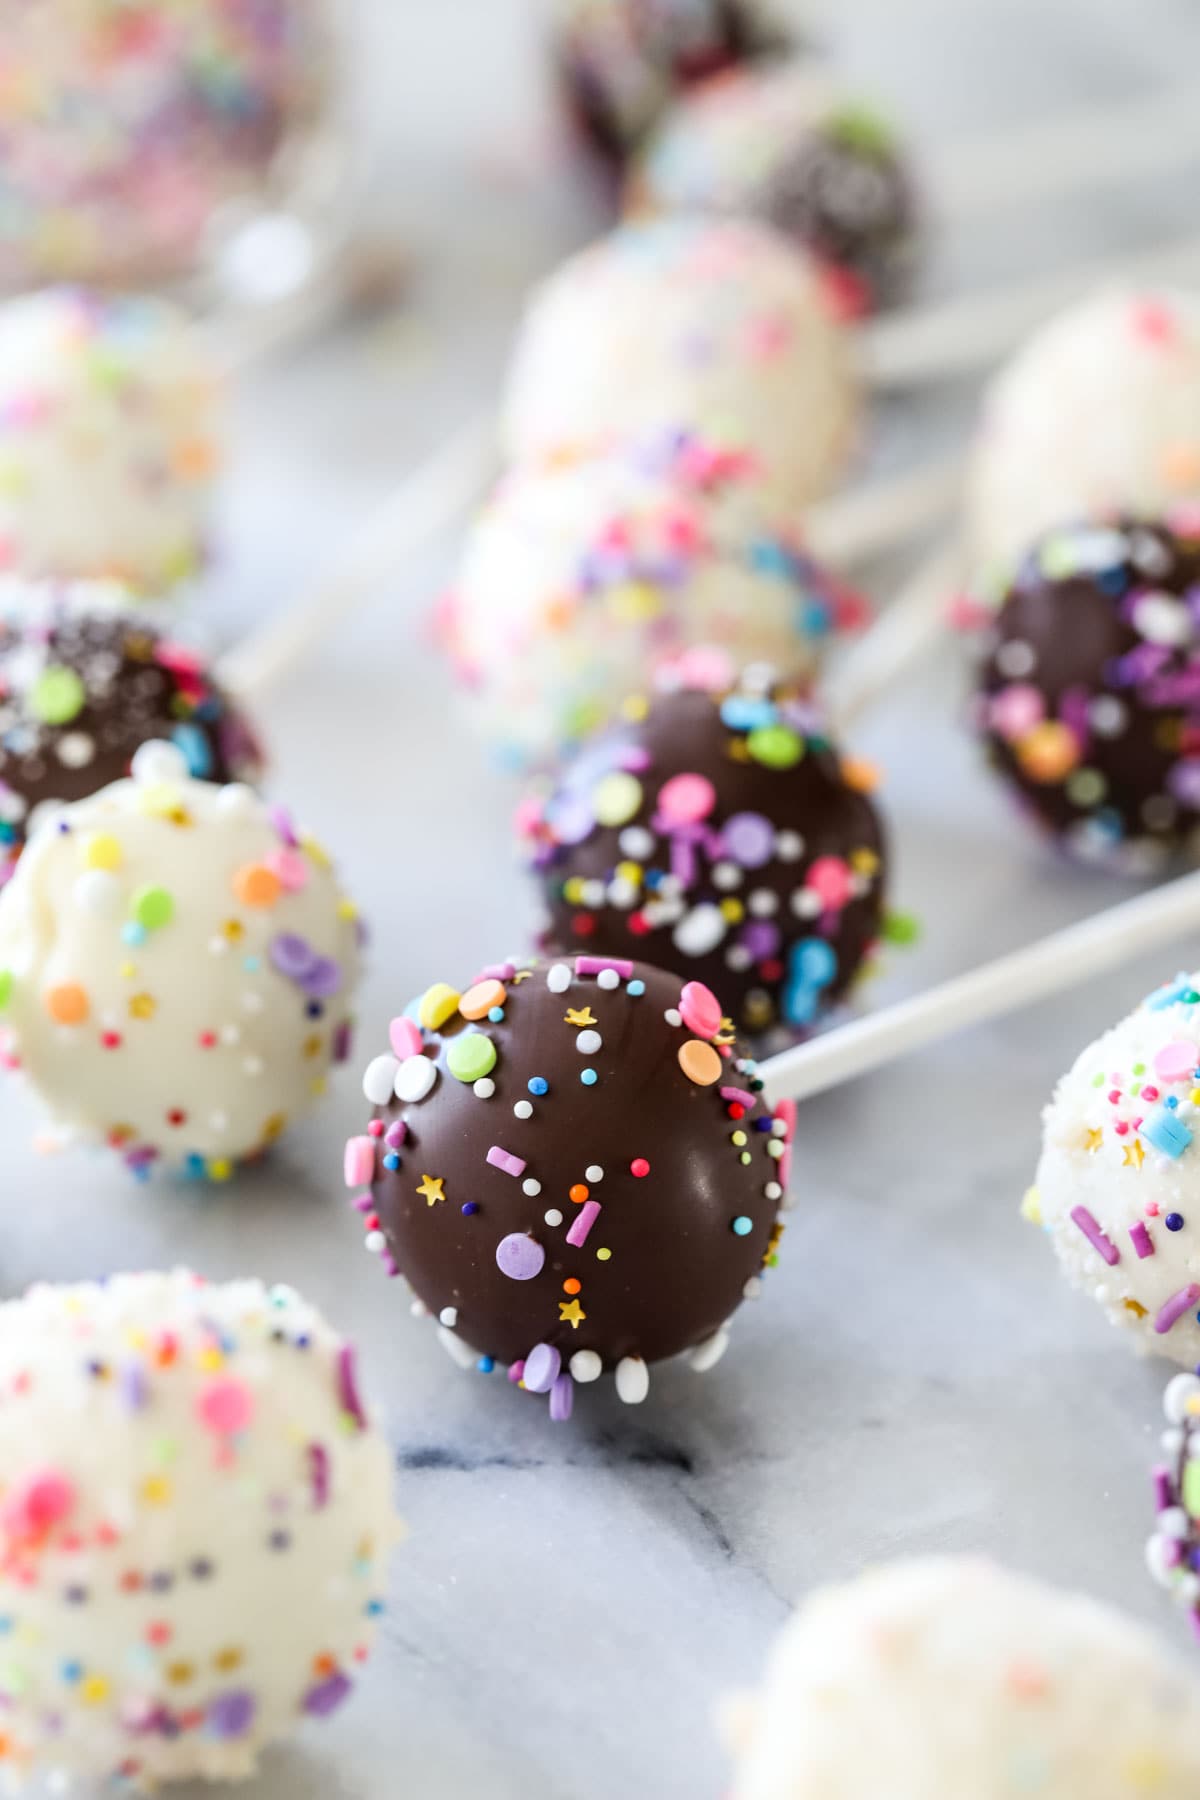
(507, 1359, 526, 1384)
(1154, 1466, 1174, 1511)
(308, 1443, 330, 1510)
(720, 1086, 756, 1108)
(1130, 1222, 1155, 1259)
(566, 1200, 601, 1248)
(384, 1120, 407, 1150)
(486, 1145, 527, 1178)
(740, 920, 781, 961)
(207, 1691, 257, 1739)
(1190, 1611, 1200, 1646)
(549, 1372, 574, 1422)
(719, 811, 775, 868)
(268, 804, 299, 848)
(576, 955, 634, 978)
(303, 1672, 353, 1719)
(523, 1343, 561, 1393)
(336, 1344, 368, 1429)
(1156, 1284, 1200, 1334)
(119, 1356, 149, 1411)
(332, 1020, 353, 1064)
(495, 1233, 546, 1282)
(382, 1253, 400, 1279)
(269, 933, 314, 980)
(545, 794, 595, 845)
(351, 1191, 373, 1214)
(1070, 1205, 1120, 1266)
(302, 956, 342, 1000)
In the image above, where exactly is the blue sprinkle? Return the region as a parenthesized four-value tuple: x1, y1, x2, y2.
(580, 1068, 599, 1086)
(528, 1076, 549, 1095)
(121, 921, 148, 948)
(476, 1356, 495, 1374)
(171, 722, 213, 778)
(60, 1660, 83, 1684)
(1168, 1095, 1181, 1110)
(731, 1215, 753, 1236)
(627, 979, 645, 997)
(243, 956, 261, 974)
(1146, 975, 1194, 1011)
(382, 1153, 400, 1172)
(366, 1599, 385, 1617)
(719, 694, 777, 732)
(462, 1201, 479, 1216)
(1167, 1213, 1186, 1231)
(488, 1007, 505, 1022)
(754, 1116, 773, 1132)
(1142, 1108, 1194, 1160)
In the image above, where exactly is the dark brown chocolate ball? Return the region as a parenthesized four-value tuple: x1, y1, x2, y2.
(518, 656, 887, 1040)
(974, 511, 1200, 873)
(346, 955, 791, 1418)
(0, 592, 263, 883)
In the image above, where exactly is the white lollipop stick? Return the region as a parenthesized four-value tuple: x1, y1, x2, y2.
(806, 456, 960, 569)
(760, 870, 1200, 1107)
(827, 537, 964, 731)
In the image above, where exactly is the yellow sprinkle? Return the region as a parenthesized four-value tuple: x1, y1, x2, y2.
(81, 1676, 110, 1705)
(596, 1247, 611, 1262)
(608, 581, 661, 623)
(141, 1476, 172, 1506)
(419, 983, 460, 1030)
(119, 961, 136, 981)
(82, 832, 121, 871)
(128, 993, 155, 1021)
(300, 833, 332, 871)
(615, 861, 643, 886)
(719, 897, 744, 924)
(207, 1159, 233, 1183)
(197, 1348, 224, 1372)
(166, 1662, 196, 1686)
(731, 1131, 748, 1148)
(336, 897, 358, 922)
(1020, 1187, 1043, 1226)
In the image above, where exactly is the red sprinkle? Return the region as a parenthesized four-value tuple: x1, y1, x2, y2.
(630, 1158, 650, 1178)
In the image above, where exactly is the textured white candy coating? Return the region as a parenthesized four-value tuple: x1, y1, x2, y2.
(729, 1557, 1200, 1799)
(501, 217, 858, 513)
(0, 1269, 400, 1786)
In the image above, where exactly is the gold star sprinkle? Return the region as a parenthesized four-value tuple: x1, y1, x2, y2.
(1083, 1128, 1103, 1153)
(129, 993, 155, 1020)
(1124, 1298, 1148, 1318)
(417, 1174, 445, 1206)
(564, 1006, 597, 1027)
(558, 1299, 586, 1329)
(1123, 1139, 1146, 1169)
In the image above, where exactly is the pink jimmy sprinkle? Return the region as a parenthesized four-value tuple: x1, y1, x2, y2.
(720, 1086, 756, 1109)
(478, 962, 516, 982)
(1153, 1466, 1174, 1511)
(1130, 1222, 1155, 1259)
(576, 956, 634, 979)
(487, 1145, 527, 1179)
(1069, 1206, 1120, 1266)
(1155, 1285, 1200, 1335)
(566, 1200, 602, 1248)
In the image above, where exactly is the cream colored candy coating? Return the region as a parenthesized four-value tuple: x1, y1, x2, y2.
(729, 1557, 1200, 1799)
(501, 217, 859, 513)
(0, 742, 361, 1175)
(0, 1269, 400, 1787)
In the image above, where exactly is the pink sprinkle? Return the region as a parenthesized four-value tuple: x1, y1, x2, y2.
(575, 955, 634, 979)
(1114, 1120, 1130, 1135)
(1070, 1206, 1120, 1266)
(343, 1136, 375, 1188)
(1156, 1284, 1200, 1333)
(1, 1470, 76, 1540)
(1142, 1086, 1160, 1102)
(196, 1377, 254, 1438)
(680, 980, 723, 1039)
(1155, 1039, 1200, 1083)
(384, 1120, 407, 1150)
(265, 847, 309, 892)
(367, 1120, 384, 1139)
(389, 1017, 423, 1060)
(566, 1200, 601, 1247)
(487, 1145, 527, 1178)
(351, 1191, 373, 1214)
(1130, 1223, 1155, 1259)
(382, 1253, 400, 1279)
(478, 962, 516, 981)
(657, 771, 716, 826)
(507, 1360, 526, 1384)
(720, 1086, 756, 1108)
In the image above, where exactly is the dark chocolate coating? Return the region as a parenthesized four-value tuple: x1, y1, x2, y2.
(976, 514, 1200, 870)
(362, 957, 786, 1370)
(520, 672, 887, 1039)
(0, 605, 263, 880)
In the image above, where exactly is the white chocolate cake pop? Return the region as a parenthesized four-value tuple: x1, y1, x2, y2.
(966, 287, 1200, 585)
(443, 434, 864, 769)
(0, 1269, 400, 1788)
(1148, 1369, 1200, 1634)
(727, 1557, 1200, 1799)
(0, 289, 221, 594)
(501, 218, 859, 514)
(1029, 970, 1200, 1366)
(0, 742, 361, 1178)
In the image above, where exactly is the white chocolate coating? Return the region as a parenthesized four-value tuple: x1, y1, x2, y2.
(1032, 971, 1200, 1366)
(501, 217, 859, 514)
(0, 743, 361, 1176)
(0, 1269, 400, 1787)
(728, 1557, 1200, 1799)
(967, 287, 1200, 584)
(0, 289, 221, 593)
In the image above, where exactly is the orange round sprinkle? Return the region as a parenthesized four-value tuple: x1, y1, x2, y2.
(232, 864, 282, 909)
(678, 1038, 722, 1086)
(563, 1278, 581, 1296)
(45, 982, 89, 1025)
(569, 1183, 590, 1205)
(459, 978, 507, 1021)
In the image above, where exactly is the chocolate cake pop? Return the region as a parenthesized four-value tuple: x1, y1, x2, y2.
(344, 955, 793, 1417)
(1148, 1370, 1200, 1633)
(0, 582, 263, 886)
(974, 511, 1200, 873)
(519, 648, 887, 1037)
(629, 62, 918, 316)
(0, 1269, 400, 1787)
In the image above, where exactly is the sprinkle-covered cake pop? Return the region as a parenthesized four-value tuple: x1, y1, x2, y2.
(725, 1557, 1200, 1799)
(1148, 1370, 1200, 1634)
(501, 218, 860, 514)
(0, 0, 330, 291)
(974, 511, 1200, 873)
(344, 955, 793, 1417)
(550, 0, 790, 165)
(0, 581, 263, 886)
(445, 434, 864, 769)
(1028, 969, 1200, 1367)
(519, 648, 887, 1037)
(0, 1269, 400, 1787)
(0, 742, 360, 1178)
(629, 63, 918, 317)
(966, 288, 1200, 582)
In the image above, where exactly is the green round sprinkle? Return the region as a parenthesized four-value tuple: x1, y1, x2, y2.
(447, 1032, 497, 1084)
(883, 910, 921, 947)
(747, 724, 803, 770)
(30, 666, 86, 726)
(0, 970, 13, 1009)
(132, 885, 174, 931)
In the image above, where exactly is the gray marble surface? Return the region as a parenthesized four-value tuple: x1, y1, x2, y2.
(9, 0, 1200, 1794)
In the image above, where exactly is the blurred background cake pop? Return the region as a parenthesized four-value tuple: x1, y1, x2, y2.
(501, 217, 860, 514)
(345, 955, 792, 1416)
(628, 62, 918, 317)
(0, 743, 360, 1178)
(0, 580, 263, 886)
(966, 287, 1200, 585)
(974, 510, 1200, 873)
(519, 647, 887, 1037)
(725, 1557, 1200, 1799)
(0, 0, 332, 293)
(549, 0, 792, 168)
(1147, 1369, 1200, 1632)
(443, 433, 864, 768)
(0, 1269, 400, 1787)
(1029, 967, 1200, 1368)
(0, 287, 221, 593)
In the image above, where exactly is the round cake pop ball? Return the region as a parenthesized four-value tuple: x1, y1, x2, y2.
(0, 742, 360, 1178)
(0, 288, 221, 593)
(0, 580, 263, 887)
(345, 955, 794, 1416)
(1148, 1370, 1200, 1631)
(0, 0, 330, 291)
(445, 434, 865, 769)
(726, 1556, 1200, 1799)
(629, 63, 918, 317)
(501, 217, 860, 514)
(1029, 969, 1200, 1367)
(520, 649, 888, 1037)
(0, 1269, 400, 1787)
(966, 287, 1200, 583)
(974, 511, 1200, 873)
(550, 0, 790, 164)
